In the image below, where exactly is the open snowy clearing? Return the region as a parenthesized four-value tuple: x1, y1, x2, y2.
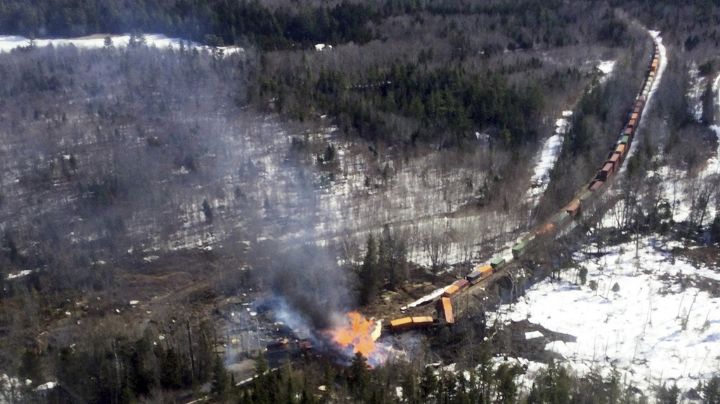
(0, 34, 243, 55)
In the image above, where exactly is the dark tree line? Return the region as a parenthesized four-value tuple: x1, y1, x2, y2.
(235, 348, 720, 403)
(0, 0, 377, 50)
(358, 228, 409, 306)
(263, 62, 543, 147)
(14, 320, 230, 403)
(0, 0, 640, 51)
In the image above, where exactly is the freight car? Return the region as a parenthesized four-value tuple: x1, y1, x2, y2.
(437, 297, 455, 324)
(443, 279, 469, 298)
(389, 316, 436, 332)
(511, 240, 529, 258)
(490, 256, 506, 269)
(466, 264, 493, 284)
(564, 199, 581, 217)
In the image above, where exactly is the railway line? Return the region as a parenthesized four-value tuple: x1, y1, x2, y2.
(387, 30, 665, 333)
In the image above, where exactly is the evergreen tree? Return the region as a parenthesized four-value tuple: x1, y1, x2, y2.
(160, 348, 183, 389)
(359, 234, 379, 305)
(704, 375, 720, 404)
(656, 383, 680, 404)
(252, 354, 272, 404)
(211, 355, 229, 399)
(495, 363, 521, 403)
(420, 365, 437, 399)
(18, 349, 42, 386)
(349, 352, 370, 400)
(202, 199, 214, 224)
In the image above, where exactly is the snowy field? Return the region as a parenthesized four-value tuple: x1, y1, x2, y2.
(0, 34, 243, 54)
(492, 235, 720, 393)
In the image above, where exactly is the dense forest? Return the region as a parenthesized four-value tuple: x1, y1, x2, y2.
(0, 0, 630, 49)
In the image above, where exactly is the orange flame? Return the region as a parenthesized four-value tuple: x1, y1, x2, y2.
(330, 311, 379, 358)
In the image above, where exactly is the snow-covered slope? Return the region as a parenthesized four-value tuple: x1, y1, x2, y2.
(526, 111, 572, 205)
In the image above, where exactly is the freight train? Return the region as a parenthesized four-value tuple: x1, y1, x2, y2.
(389, 41, 662, 332)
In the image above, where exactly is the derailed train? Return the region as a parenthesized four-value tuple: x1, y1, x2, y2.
(389, 42, 661, 332)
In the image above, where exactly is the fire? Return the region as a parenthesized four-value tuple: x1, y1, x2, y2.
(330, 311, 382, 358)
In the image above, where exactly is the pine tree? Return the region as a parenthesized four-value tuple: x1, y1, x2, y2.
(18, 349, 42, 386)
(252, 354, 272, 404)
(349, 352, 369, 400)
(202, 199, 214, 223)
(211, 355, 229, 399)
(359, 234, 379, 305)
(160, 348, 182, 389)
(420, 365, 437, 399)
(703, 376, 720, 404)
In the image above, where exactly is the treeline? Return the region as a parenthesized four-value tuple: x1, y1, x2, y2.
(0, 0, 378, 50)
(9, 330, 720, 402)
(239, 351, 720, 403)
(13, 321, 229, 403)
(0, 0, 630, 50)
(263, 63, 543, 146)
(357, 228, 409, 306)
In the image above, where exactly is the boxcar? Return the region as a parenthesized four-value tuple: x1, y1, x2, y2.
(589, 180, 604, 191)
(389, 317, 413, 331)
(467, 265, 493, 284)
(565, 199, 581, 217)
(490, 256, 506, 269)
(437, 297, 455, 324)
(512, 240, 528, 258)
(536, 222, 555, 237)
(608, 152, 621, 169)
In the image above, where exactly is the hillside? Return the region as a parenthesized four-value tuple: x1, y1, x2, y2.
(0, 1, 719, 403)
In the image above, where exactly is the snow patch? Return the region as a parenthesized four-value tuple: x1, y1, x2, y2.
(525, 331, 544, 339)
(6, 270, 33, 280)
(597, 60, 616, 83)
(314, 43, 332, 51)
(687, 62, 707, 122)
(526, 111, 572, 204)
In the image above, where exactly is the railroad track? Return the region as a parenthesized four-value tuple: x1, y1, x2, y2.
(387, 30, 665, 333)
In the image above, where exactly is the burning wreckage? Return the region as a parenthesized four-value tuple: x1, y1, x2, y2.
(258, 308, 391, 367)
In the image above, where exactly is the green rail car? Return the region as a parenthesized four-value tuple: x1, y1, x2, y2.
(511, 240, 528, 259)
(490, 256, 506, 269)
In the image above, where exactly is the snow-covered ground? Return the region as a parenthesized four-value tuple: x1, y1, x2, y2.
(526, 111, 572, 205)
(0, 34, 243, 55)
(597, 60, 617, 83)
(492, 235, 720, 393)
(687, 62, 707, 123)
(701, 74, 720, 177)
(636, 66, 720, 226)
